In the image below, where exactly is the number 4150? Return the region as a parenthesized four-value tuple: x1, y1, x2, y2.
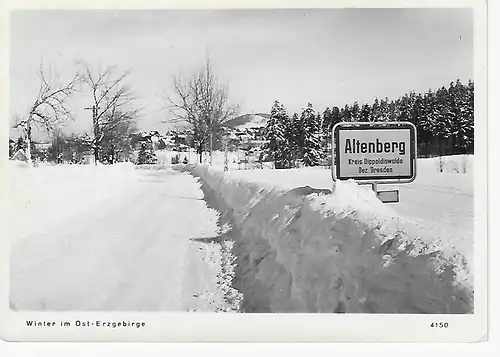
(430, 322, 449, 328)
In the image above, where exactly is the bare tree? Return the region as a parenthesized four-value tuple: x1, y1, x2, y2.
(163, 58, 239, 164)
(99, 110, 137, 164)
(80, 63, 140, 164)
(12, 63, 81, 164)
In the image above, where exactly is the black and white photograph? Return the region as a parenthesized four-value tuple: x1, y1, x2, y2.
(0, 0, 488, 343)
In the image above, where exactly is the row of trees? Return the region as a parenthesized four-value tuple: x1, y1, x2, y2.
(12, 62, 140, 166)
(321, 79, 474, 157)
(263, 102, 323, 169)
(264, 79, 474, 168)
(13, 57, 238, 166)
(11, 126, 137, 165)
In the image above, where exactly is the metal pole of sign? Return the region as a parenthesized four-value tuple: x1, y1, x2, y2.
(371, 182, 378, 194)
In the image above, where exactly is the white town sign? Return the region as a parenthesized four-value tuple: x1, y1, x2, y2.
(332, 122, 417, 184)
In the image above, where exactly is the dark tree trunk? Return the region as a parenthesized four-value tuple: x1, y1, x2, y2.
(93, 146, 99, 165)
(92, 106, 99, 165)
(197, 143, 203, 164)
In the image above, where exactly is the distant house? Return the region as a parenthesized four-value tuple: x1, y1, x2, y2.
(11, 149, 28, 162)
(34, 141, 51, 151)
(9, 138, 15, 157)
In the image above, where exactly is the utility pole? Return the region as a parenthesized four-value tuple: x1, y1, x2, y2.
(85, 105, 99, 165)
(209, 130, 213, 166)
(224, 137, 228, 172)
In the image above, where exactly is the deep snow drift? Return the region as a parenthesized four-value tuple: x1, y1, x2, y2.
(190, 159, 473, 313)
(224, 155, 474, 266)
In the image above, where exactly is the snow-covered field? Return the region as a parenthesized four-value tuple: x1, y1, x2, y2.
(8, 161, 141, 243)
(11, 153, 471, 256)
(222, 154, 474, 264)
(7, 153, 474, 313)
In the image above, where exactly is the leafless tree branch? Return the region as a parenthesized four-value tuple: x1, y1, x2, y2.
(80, 62, 139, 164)
(12, 62, 82, 163)
(162, 58, 239, 163)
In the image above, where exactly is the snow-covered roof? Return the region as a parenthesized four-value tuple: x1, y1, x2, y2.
(11, 149, 28, 162)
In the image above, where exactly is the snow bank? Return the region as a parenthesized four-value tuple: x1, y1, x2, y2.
(190, 164, 473, 313)
(9, 162, 140, 242)
(423, 154, 474, 174)
(228, 156, 474, 266)
(154, 150, 199, 166)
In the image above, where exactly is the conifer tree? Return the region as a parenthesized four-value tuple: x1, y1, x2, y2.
(359, 104, 371, 122)
(288, 112, 301, 167)
(342, 104, 351, 122)
(263, 100, 289, 169)
(449, 79, 473, 153)
(316, 112, 328, 163)
(433, 86, 452, 142)
(464, 80, 474, 152)
(137, 142, 157, 165)
(370, 98, 380, 121)
(300, 103, 321, 166)
(398, 94, 412, 122)
(331, 106, 341, 128)
(379, 97, 390, 121)
(351, 102, 360, 121)
(321, 107, 332, 133)
(321, 78, 474, 158)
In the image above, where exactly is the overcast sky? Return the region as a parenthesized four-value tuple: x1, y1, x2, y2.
(10, 8, 473, 139)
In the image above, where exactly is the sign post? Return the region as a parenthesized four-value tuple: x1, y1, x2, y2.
(332, 122, 417, 203)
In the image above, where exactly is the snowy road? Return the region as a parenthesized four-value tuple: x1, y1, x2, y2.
(387, 179, 473, 238)
(10, 169, 221, 311)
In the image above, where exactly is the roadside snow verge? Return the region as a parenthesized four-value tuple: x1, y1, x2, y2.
(190, 164, 473, 313)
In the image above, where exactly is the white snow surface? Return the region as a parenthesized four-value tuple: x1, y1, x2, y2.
(234, 114, 269, 130)
(9, 161, 141, 243)
(9, 164, 223, 310)
(226, 155, 474, 267)
(191, 155, 473, 313)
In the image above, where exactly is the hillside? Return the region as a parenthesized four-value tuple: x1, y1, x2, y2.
(224, 113, 270, 130)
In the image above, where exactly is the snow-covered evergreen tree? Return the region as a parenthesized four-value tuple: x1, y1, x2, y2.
(448, 79, 473, 153)
(321, 79, 474, 157)
(370, 98, 380, 121)
(316, 112, 329, 164)
(342, 104, 351, 122)
(351, 102, 360, 121)
(137, 142, 157, 165)
(299, 103, 321, 166)
(379, 97, 390, 121)
(287, 112, 301, 167)
(433, 86, 453, 142)
(321, 107, 332, 133)
(359, 103, 371, 122)
(463, 80, 474, 151)
(263, 101, 289, 169)
(397, 93, 412, 122)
